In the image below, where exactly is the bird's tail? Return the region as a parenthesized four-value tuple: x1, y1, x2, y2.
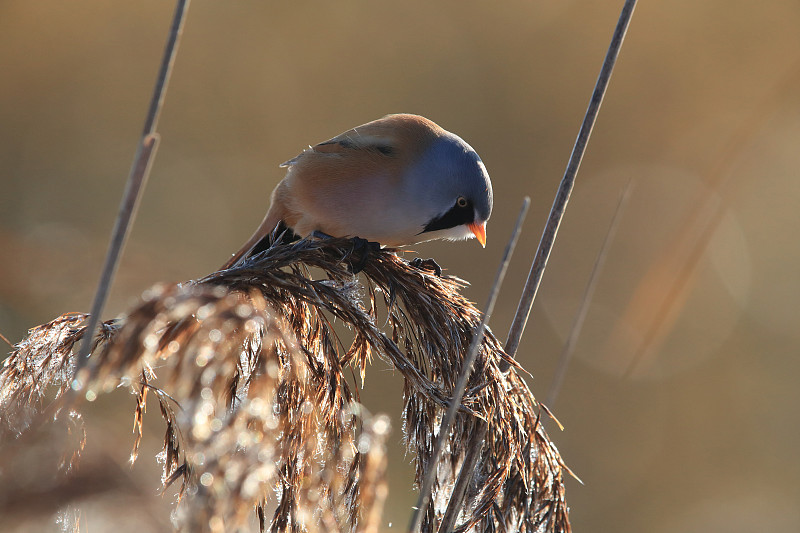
(220, 208, 283, 270)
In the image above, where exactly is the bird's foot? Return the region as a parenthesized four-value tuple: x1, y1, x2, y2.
(409, 257, 443, 277)
(308, 231, 379, 273)
(347, 237, 381, 274)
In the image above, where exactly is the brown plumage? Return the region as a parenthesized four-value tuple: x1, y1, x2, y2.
(222, 114, 493, 268)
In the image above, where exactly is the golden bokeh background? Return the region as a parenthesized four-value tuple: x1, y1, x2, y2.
(2, 1, 799, 531)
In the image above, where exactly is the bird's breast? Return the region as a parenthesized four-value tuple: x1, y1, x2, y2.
(281, 164, 424, 246)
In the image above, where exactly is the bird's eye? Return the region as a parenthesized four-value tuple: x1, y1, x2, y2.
(456, 196, 468, 208)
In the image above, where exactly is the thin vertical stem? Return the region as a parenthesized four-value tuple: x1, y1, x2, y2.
(546, 181, 631, 407)
(408, 198, 530, 533)
(502, 0, 638, 369)
(438, 1, 638, 529)
(72, 0, 191, 388)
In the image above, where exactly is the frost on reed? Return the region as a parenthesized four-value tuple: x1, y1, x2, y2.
(0, 236, 570, 532)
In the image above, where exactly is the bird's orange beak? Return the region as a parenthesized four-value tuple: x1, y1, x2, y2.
(468, 221, 487, 248)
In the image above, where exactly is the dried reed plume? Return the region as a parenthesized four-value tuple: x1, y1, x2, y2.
(1, 236, 570, 532)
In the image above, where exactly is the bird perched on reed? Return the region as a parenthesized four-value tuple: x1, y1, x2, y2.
(222, 114, 493, 268)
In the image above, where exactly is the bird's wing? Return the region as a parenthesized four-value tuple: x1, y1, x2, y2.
(281, 127, 395, 169)
(281, 113, 442, 166)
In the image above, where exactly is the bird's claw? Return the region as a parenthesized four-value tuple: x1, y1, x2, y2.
(409, 257, 443, 277)
(346, 236, 381, 274)
(309, 232, 379, 274)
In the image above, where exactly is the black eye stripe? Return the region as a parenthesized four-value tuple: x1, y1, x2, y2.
(420, 198, 475, 234)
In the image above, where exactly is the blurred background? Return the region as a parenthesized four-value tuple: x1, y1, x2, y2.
(2, 1, 799, 531)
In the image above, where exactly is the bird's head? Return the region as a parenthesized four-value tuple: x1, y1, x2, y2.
(398, 118, 493, 247)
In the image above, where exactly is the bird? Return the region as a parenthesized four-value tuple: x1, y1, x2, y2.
(222, 113, 493, 269)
